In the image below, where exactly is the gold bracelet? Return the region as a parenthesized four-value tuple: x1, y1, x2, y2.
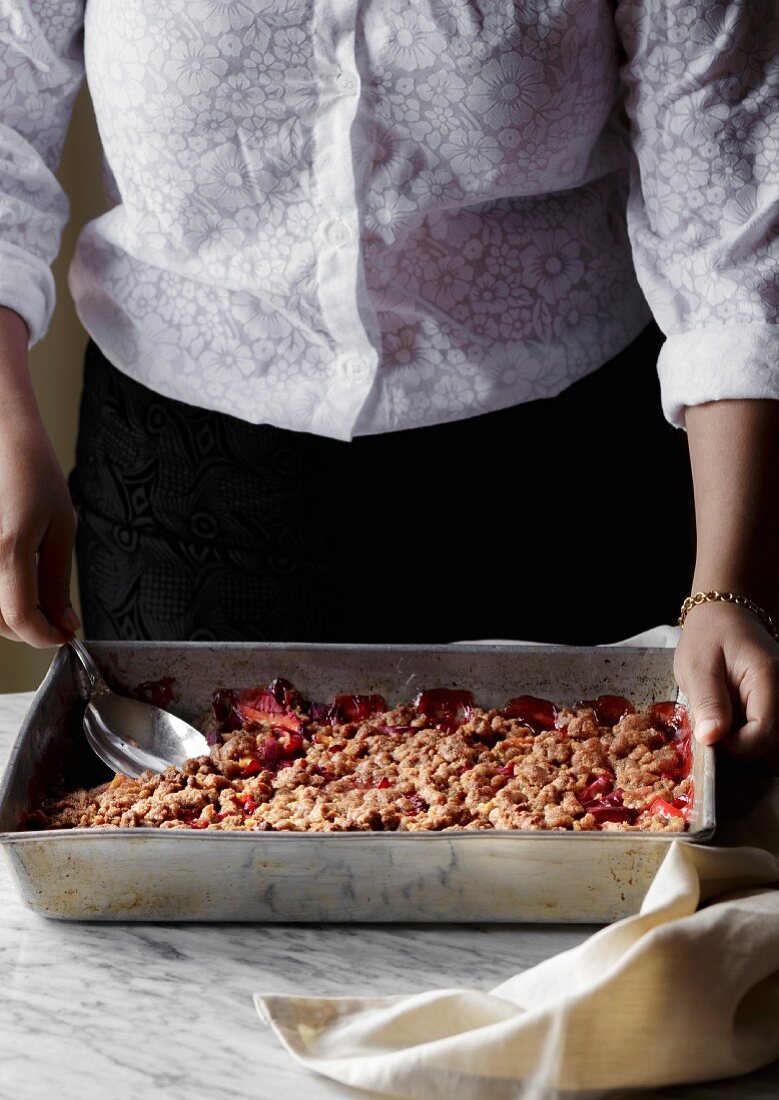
(679, 590, 779, 643)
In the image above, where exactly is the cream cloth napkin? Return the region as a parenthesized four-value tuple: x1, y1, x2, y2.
(254, 629, 779, 1099)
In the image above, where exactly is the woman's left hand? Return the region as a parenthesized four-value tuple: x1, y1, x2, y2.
(679, 398, 779, 772)
(674, 599, 779, 771)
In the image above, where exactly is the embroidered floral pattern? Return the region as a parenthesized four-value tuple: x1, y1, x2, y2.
(0, 0, 777, 439)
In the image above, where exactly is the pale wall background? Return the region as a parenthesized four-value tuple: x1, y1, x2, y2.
(0, 87, 106, 692)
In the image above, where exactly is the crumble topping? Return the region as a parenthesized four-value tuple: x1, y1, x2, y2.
(27, 684, 693, 833)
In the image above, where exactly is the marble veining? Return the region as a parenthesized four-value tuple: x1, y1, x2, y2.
(0, 690, 777, 1100)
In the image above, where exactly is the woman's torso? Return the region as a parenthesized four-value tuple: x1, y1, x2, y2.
(71, 0, 650, 439)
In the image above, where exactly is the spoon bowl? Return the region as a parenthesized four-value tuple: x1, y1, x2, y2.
(69, 638, 211, 778)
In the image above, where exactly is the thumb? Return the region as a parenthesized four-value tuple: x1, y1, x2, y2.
(685, 657, 733, 746)
(37, 516, 81, 635)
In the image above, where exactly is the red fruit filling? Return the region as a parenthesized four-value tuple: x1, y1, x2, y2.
(646, 796, 684, 820)
(582, 788, 638, 824)
(669, 787, 693, 820)
(327, 694, 388, 724)
(676, 726, 693, 778)
(415, 688, 475, 731)
(262, 737, 283, 766)
(406, 794, 428, 816)
(677, 744, 692, 784)
(213, 680, 305, 732)
(269, 678, 302, 709)
(237, 704, 302, 732)
(133, 676, 176, 708)
(503, 695, 557, 733)
(278, 730, 304, 758)
(647, 701, 688, 736)
(580, 774, 614, 802)
(239, 735, 289, 778)
(648, 703, 693, 785)
(375, 777, 391, 789)
(576, 695, 635, 726)
(212, 688, 241, 730)
(181, 807, 209, 829)
(237, 688, 285, 715)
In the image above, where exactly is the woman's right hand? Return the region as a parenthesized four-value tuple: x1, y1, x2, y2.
(0, 305, 80, 647)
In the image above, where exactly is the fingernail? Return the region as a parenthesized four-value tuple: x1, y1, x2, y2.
(62, 607, 82, 633)
(695, 718, 720, 744)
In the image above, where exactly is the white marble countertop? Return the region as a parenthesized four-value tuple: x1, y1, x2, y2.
(1, 689, 778, 1100)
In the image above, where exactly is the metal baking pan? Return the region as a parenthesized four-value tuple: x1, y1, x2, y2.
(0, 642, 714, 923)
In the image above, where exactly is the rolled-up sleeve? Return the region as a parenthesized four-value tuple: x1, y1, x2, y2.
(614, 0, 779, 426)
(0, 1, 85, 346)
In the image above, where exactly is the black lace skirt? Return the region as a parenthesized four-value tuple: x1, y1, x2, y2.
(69, 324, 695, 644)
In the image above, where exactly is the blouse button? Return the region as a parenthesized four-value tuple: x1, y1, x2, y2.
(343, 356, 371, 381)
(335, 71, 358, 95)
(327, 220, 351, 246)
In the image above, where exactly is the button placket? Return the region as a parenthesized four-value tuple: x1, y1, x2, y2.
(309, 0, 381, 435)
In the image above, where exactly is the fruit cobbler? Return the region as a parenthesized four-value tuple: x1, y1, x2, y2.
(26, 679, 693, 833)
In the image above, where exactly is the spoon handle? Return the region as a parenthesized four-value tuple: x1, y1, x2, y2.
(68, 637, 108, 695)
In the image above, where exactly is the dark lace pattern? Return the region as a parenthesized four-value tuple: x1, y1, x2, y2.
(70, 328, 695, 644)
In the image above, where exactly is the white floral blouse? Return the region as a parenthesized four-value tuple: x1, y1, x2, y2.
(0, 0, 777, 439)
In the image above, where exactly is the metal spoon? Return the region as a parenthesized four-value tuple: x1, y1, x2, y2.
(69, 637, 210, 778)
